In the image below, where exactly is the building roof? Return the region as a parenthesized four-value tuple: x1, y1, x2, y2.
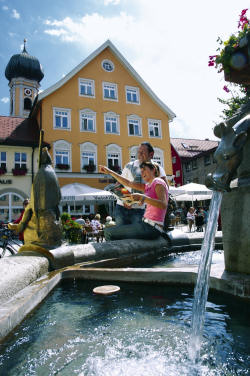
(171, 137, 219, 159)
(5, 44, 44, 83)
(0, 115, 43, 147)
(37, 39, 176, 120)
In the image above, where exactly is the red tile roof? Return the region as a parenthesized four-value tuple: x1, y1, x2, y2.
(0, 115, 41, 146)
(171, 137, 219, 159)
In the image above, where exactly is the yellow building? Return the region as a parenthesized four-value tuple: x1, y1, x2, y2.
(3, 40, 175, 218)
(32, 40, 175, 195)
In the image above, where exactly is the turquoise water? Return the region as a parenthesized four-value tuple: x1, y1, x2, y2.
(0, 280, 249, 375)
(142, 250, 224, 268)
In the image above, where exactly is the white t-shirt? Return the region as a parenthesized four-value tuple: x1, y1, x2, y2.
(117, 159, 166, 209)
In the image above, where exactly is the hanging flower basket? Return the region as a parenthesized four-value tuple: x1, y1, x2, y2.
(0, 166, 7, 176)
(83, 164, 96, 173)
(224, 49, 250, 85)
(109, 165, 121, 173)
(209, 9, 250, 86)
(12, 167, 27, 176)
(56, 163, 70, 170)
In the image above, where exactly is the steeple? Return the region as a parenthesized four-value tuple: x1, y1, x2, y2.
(5, 40, 44, 117)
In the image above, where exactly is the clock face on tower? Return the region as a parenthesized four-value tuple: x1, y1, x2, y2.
(24, 88, 32, 97)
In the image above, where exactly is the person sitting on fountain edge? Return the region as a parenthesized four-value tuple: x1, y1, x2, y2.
(99, 161, 168, 241)
(115, 142, 168, 226)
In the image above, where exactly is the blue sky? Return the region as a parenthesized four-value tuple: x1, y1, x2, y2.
(0, 0, 249, 140)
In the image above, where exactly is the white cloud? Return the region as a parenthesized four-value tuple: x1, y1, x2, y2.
(2, 5, 8, 11)
(11, 9, 20, 19)
(1, 97, 9, 104)
(104, 0, 120, 5)
(42, 0, 250, 139)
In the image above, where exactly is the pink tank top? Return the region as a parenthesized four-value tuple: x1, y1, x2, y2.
(144, 178, 168, 224)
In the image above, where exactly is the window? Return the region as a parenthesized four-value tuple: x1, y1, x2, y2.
(80, 142, 97, 173)
(79, 79, 95, 97)
(106, 144, 122, 172)
(102, 59, 114, 72)
(103, 82, 118, 101)
(55, 150, 69, 166)
(54, 140, 71, 171)
(24, 97, 32, 110)
(104, 113, 119, 134)
(15, 152, 27, 169)
(185, 162, 191, 172)
(53, 108, 71, 130)
(0, 152, 6, 168)
(126, 86, 140, 104)
(130, 146, 139, 161)
(152, 147, 164, 168)
(80, 109, 96, 132)
(192, 159, 197, 169)
(175, 170, 180, 177)
(127, 116, 142, 136)
(172, 156, 176, 164)
(204, 155, 211, 166)
(148, 119, 161, 138)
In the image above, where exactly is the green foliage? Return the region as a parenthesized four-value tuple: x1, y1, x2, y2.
(61, 212, 82, 243)
(217, 86, 250, 119)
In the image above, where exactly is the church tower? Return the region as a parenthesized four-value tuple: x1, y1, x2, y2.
(5, 39, 44, 118)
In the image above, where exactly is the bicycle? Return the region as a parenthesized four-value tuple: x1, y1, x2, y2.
(0, 227, 21, 258)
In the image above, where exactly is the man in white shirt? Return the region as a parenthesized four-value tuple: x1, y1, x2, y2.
(115, 142, 168, 225)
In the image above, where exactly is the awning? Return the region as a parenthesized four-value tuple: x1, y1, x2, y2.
(60, 183, 115, 204)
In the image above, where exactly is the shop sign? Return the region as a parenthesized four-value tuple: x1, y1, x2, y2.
(0, 179, 12, 184)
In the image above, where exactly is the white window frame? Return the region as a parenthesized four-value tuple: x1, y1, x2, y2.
(53, 140, 72, 172)
(104, 112, 120, 135)
(152, 147, 164, 168)
(53, 107, 71, 130)
(127, 115, 142, 137)
(129, 146, 139, 161)
(172, 156, 176, 164)
(80, 142, 97, 173)
(125, 86, 140, 104)
(176, 170, 180, 177)
(102, 59, 114, 72)
(79, 78, 95, 98)
(148, 118, 162, 138)
(14, 152, 27, 169)
(79, 109, 96, 133)
(0, 151, 7, 168)
(106, 144, 122, 171)
(102, 82, 118, 101)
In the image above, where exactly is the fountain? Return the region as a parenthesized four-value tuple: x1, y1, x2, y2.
(0, 89, 250, 373)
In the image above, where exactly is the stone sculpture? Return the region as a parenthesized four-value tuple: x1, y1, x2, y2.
(205, 99, 250, 274)
(9, 147, 62, 257)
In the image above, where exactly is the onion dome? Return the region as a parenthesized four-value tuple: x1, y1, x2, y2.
(5, 39, 44, 83)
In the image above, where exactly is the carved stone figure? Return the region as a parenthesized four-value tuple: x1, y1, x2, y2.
(206, 100, 250, 191)
(205, 100, 250, 274)
(9, 147, 62, 256)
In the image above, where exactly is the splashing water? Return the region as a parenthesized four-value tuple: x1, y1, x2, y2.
(189, 191, 223, 362)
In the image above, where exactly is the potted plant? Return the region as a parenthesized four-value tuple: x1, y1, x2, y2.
(209, 9, 250, 85)
(0, 166, 7, 175)
(55, 163, 70, 170)
(12, 167, 27, 176)
(109, 165, 121, 173)
(83, 163, 96, 173)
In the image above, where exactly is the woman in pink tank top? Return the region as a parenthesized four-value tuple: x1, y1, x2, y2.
(99, 161, 168, 241)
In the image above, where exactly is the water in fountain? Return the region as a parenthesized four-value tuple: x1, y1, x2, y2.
(189, 191, 223, 362)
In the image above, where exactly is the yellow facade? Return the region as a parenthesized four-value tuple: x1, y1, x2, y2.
(35, 41, 174, 190)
